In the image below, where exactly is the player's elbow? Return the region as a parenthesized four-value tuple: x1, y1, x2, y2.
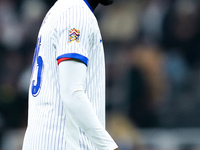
(61, 83, 85, 104)
(63, 86, 87, 115)
(71, 83, 85, 96)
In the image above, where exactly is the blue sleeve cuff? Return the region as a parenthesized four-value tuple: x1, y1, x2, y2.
(57, 53, 88, 66)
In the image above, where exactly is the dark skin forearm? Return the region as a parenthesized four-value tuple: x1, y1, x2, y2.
(114, 148, 120, 150)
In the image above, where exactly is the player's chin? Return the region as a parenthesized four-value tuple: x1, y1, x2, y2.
(99, 0, 114, 5)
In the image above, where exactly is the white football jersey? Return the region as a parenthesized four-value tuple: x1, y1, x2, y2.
(22, 0, 106, 149)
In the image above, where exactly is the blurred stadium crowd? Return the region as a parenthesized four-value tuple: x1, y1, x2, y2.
(1, 0, 200, 149)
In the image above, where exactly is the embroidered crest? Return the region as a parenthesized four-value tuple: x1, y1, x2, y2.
(69, 28, 80, 43)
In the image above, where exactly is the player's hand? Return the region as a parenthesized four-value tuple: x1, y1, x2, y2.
(114, 148, 120, 150)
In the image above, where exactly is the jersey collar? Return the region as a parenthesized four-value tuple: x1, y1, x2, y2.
(83, 0, 94, 13)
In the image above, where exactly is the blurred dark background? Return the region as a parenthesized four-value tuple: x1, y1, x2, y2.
(1, 0, 200, 149)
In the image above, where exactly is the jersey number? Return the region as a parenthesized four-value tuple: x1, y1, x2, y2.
(31, 37, 44, 97)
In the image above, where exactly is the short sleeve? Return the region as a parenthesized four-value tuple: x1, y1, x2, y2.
(56, 6, 90, 66)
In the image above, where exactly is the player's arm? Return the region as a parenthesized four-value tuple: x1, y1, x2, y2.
(58, 60, 119, 150)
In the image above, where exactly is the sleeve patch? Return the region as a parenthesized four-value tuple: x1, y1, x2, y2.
(69, 28, 80, 43)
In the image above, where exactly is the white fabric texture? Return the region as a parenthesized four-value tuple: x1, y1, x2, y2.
(59, 60, 118, 150)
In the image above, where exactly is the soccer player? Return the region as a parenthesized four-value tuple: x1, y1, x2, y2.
(22, 0, 120, 149)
